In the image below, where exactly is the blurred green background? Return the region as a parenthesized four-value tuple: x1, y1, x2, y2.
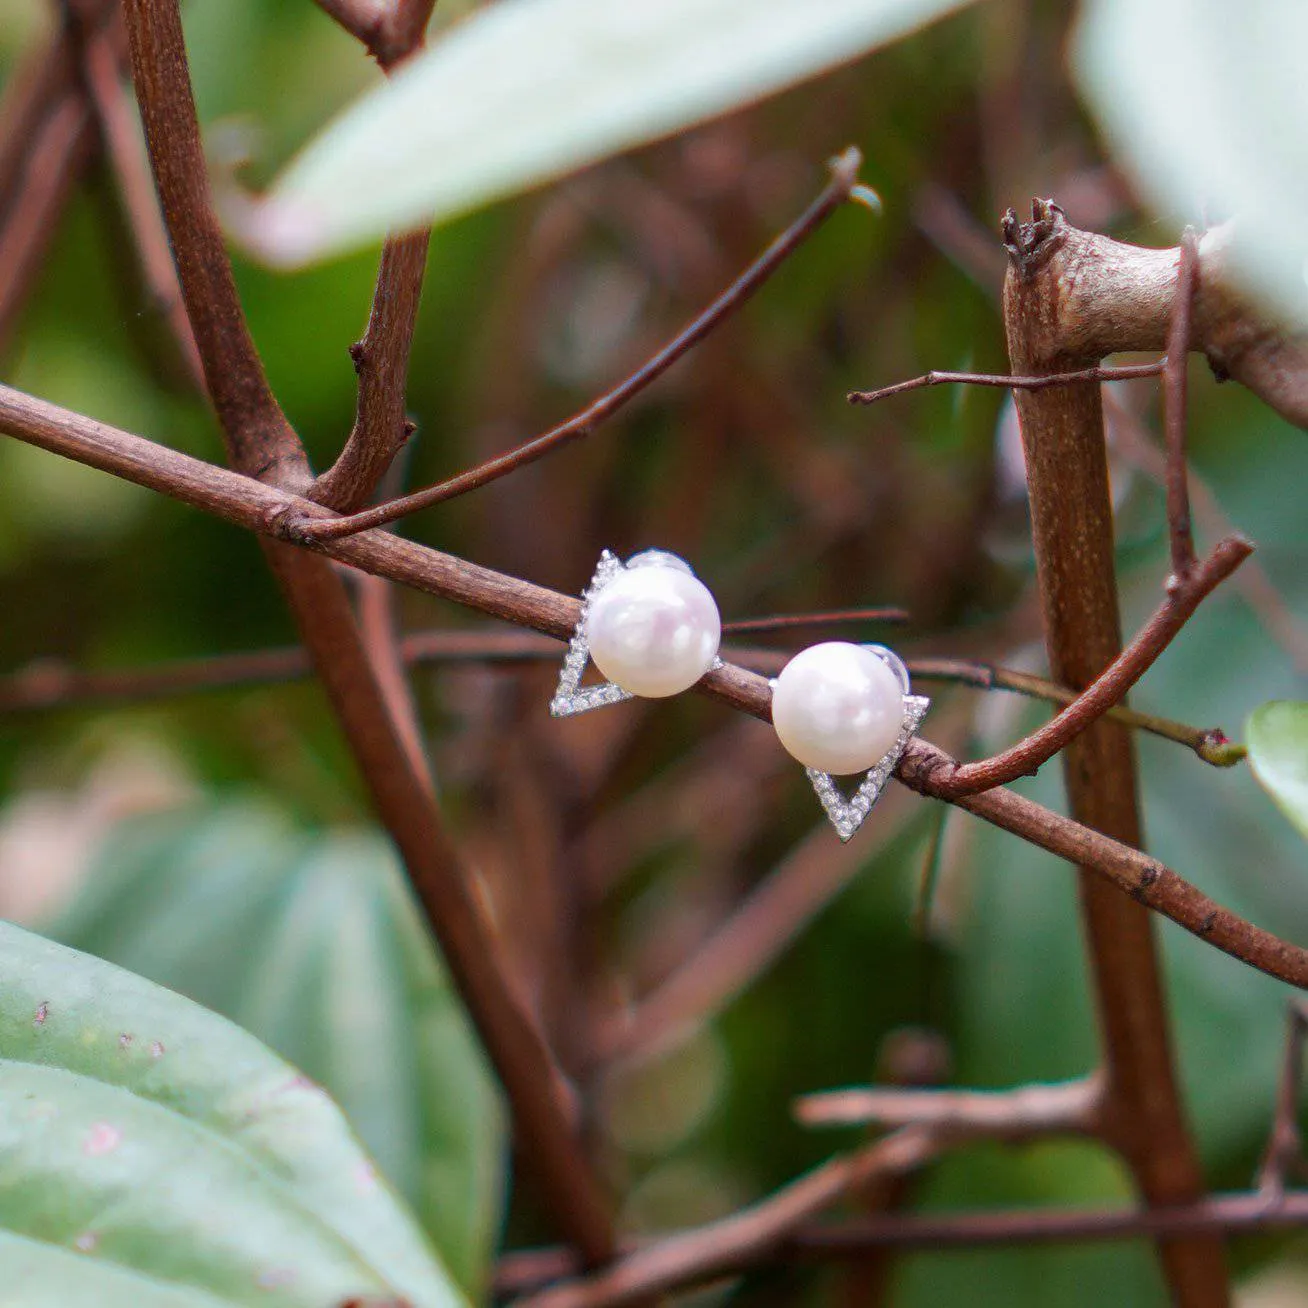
(1, 1, 1307, 1304)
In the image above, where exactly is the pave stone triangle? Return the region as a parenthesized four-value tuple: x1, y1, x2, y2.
(550, 550, 636, 718)
(807, 694, 931, 841)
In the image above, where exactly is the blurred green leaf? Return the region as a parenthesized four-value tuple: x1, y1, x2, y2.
(1075, 0, 1308, 325)
(243, 0, 973, 264)
(1247, 701, 1308, 842)
(43, 803, 505, 1299)
(0, 919, 462, 1307)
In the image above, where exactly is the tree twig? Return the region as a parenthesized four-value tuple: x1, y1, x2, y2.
(293, 147, 867, 541)
(65, 0, 205, 393)
(1164, 229, 1200, 581)
(309, 6, 435, 511)
(847, 359, 1166, 407)
(1257, 1001, 1308, 1199)
(926, 535, 1251, 797)
(908, 657, 1244, 766)
(794, 1076, 1101, 1135)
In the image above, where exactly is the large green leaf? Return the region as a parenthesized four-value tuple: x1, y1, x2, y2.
(43, 803, 505, 1299)
(0, 919, 463, 1307)
(1247, 701, 1308, 842)
(242, 0, 974, 265)
(1075, 0, 1308, 326)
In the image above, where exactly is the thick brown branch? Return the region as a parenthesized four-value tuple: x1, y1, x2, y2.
(1003, 197, 1228, 1304)
(999, 202, 1308, 431)
(296, 147, 865, 541)
(930, 536, 1251, 796)
(3, 382, 1307, 994)
(122, 0, 614, 1262)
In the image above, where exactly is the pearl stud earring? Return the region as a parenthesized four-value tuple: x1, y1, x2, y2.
(551, 549, 722, 717)
(771, 642, 929, 841)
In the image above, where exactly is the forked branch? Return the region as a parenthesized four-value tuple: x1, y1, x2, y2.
(293, 147, 867, 541)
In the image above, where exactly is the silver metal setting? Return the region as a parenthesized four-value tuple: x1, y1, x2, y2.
(549, 549, 722, 719)
(805, 692, 930, 841)
(773, 644, 930, 841)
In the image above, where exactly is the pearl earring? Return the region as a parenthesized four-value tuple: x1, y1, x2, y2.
(771, 641, 929, 841)
(551, 549, 723, 717)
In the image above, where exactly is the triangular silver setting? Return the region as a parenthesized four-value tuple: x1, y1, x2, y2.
(550, 550, 636, 718)
(806, 694, 930, 841)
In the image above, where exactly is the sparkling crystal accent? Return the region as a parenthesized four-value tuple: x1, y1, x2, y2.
(550, 550, 636, 717)
(805, 693, 930, 841)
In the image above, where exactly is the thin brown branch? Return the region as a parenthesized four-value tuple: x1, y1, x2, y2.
(1105, 389, 1308, 675)
(4, 382, 1308, 992)
(1164, 229, 1200, 580)
(294, 147, 866, 541)
(122, 0, 307, 484)
(908, 657, 1245, 766)
(310, 7, 434, 511)
(66, 0, 205, 393)
(794, 1076, 1102, 1136)
(0, 639, 1243, 769)
(1258, 1002, 1308, 1199)
(0, 25, 95, 352)
(1002, 197, 1228, 1303)
(514, 1127, 942, 1308)
(355, 570, 432, 788)
(848, 359, 1166, 407)
(592, 790, 915, 1067)
(722, 606, 909, 635)
(121, 0, 614, 1263)
(927, 535, 1252, 797)
(311, 230, 429, 510)
(497, 1191, 1308, 1296)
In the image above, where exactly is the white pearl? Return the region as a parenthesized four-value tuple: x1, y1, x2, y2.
(771, 642, 906, 775)
(587, 556, 721, 698)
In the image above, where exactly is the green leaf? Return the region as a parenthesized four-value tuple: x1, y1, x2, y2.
(1074, 0, 1308, 326)
(1247, 701, 1308, 842)
(0, 919, 463, 1307)
(43, 803, 505, 1300)
(242, 0, 974, 265)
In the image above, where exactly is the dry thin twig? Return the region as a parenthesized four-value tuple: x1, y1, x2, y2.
(848, 359, 1166, 406)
